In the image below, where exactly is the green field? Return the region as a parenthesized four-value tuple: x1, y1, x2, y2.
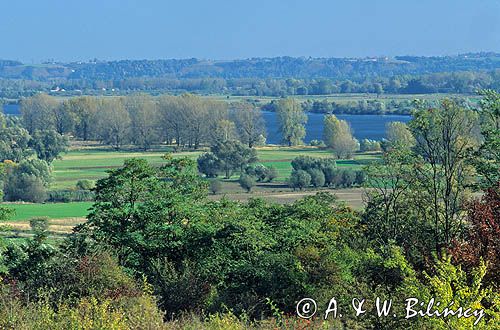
(51, 147, 198, 189)
(3, 147, 378, 224)
(7, 202, 93, 221)
(51, 146, 374, 189)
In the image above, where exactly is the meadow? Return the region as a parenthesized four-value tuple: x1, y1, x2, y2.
(2, 146, 377, 238)
(51, 146, 373, 189)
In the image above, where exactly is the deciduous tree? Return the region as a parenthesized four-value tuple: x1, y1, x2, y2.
(30, 130, 69, 163)
(232, 102, 266, 147)
(20, 94, 58, 134)
(125, 94, 160, 150)
(323, 114, 358, 159)
(276, 98, 307, 146)
(410, 99, 480, 251)
(96, 98, 131, 149)
(386, 121, 415, 149)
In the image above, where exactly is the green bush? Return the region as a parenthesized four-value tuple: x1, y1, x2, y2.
(197, 152, 220, 178)
(360, 138, 382, 152)
(288, 170, 311, 190)
(29, 217, 49, 233)
(309, 168, 325, 187)
(323, 165, 337, 186)
(0, 289, 164, 330)
(309, 139, 326, 147)
(355, 170, 366, 185)
(239, 174, 256, 192)
(3, 159, 51, 202)
(342, 169, 356, 187)
(290, 156, 338, 188)
(267, 166, 278, 182)
(209, 179, 222, 195)
(76, 179, 94, 190)
(245, 164, 278, 182)
(4, 174, 47, 202)
(48, 189, 95, 202)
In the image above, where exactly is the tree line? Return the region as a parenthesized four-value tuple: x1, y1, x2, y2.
(19, 93, 268, 150)
(2, 53, 498, 80)
(1, 70, 498, 99)
(0, 53, 499, 98)
(16, 93, 449, 158)
(18, 93, 367, 152)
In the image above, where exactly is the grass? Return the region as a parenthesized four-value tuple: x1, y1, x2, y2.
(51, 146, 374, 189)
(7, 202, 94, 221)
(2, 146, 379, 227)
(51, 148, 202, 189)
(1, 203, 91, 240)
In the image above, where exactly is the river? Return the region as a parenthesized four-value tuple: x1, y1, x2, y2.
(262, 111, 410, 144)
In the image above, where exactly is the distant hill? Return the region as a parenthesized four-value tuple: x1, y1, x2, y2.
(0, 53, 499, 81)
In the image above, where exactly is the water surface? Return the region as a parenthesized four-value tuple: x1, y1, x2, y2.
(262, 111, 411, 144)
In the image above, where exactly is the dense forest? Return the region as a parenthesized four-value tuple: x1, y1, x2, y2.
(0, 53, 499, 98)
(2, 54, 499, 80)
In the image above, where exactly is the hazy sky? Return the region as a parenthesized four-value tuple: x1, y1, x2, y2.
(1, 0, 499, 62)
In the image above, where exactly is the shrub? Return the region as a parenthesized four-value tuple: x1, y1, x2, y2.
(309, 168, 325, 187)
(211, 140, 258, 178)
(355, 171, 366, 185)
(289, 156, 338, 189)
(267, 166, 278, 182)
(342, 169, 356, 187)
(197, 152, 220, 178)
(288, 170, 311, 190)
(245, 164, 268, 182)
(360, 139, 382, 152)
(0, 282, 165, 329)
(29, 217, 50, 241)
(309, 139, 326, 147)
(292, 156, 336, 174)
(76, 179, 94, 190)
(3, 159, 51, 202)
(29, 217, 49, 233)
(209, 179, 222, 195)
(48, 189, 95, 202)
(291, 156, 317, 171)
(323, 165, 337, 186)
(332, 169, 345, 188)
(245, 164, 277, 182)
(13, 159, 51, 185)
(254, 165, 269, 182)
(4, 174, 47, 202)
(148, 260, 212, 319)
(239, 174, 256, 193)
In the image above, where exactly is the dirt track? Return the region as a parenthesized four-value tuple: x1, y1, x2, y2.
(208, 188, 366, 208)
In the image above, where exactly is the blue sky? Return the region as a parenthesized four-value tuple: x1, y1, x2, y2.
(0, 0, 499, 62)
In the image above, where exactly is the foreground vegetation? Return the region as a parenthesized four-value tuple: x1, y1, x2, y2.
(0, 154, 498, 328)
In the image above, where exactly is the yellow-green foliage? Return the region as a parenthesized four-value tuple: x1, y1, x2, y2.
(161, 312, 337, 330)
(0, 282, 165, 329)
(424, 255, 500, 329)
